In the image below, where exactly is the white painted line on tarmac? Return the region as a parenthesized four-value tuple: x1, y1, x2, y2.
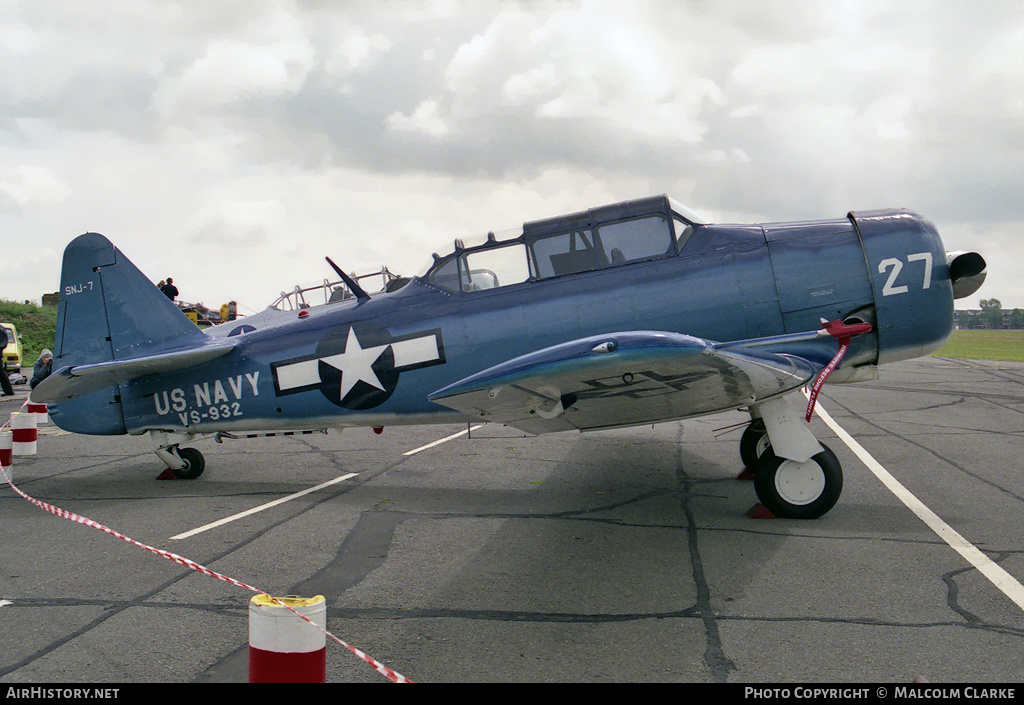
(814, 400, 1024, 613)
(171, 424, 483, 540)
(403, 425, 484, 456)
(170, 472, 358, 540)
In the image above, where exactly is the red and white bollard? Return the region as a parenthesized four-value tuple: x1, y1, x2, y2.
(10, 412, 37, 455)
(0, 431, 12, 480)
(27, 402, 48, 425)
(249, 594, 327, 683)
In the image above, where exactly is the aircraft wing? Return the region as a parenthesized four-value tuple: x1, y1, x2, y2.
(428, 330, 833, 434)
(30, 342, 235, 404)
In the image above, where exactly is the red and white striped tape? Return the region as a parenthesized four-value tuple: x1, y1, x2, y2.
(0, 403, 413, 684)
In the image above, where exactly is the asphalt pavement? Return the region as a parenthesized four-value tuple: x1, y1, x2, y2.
(1, 356, 1022, 683)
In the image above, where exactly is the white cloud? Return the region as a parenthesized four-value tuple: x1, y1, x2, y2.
(325, 33, 392, 75)
(0, 0, 1020, 311)
(866, 95, 914, 142)
(386, 98, 451, 138)
(437, 3, 721, 143)
(502, 64, 559, 105)
(0, 165, 71, 207)
(186, 198, 287, 246)
(153, 37, 314, 116)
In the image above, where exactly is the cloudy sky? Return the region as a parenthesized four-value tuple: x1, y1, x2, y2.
(1, 0, 1021, 314)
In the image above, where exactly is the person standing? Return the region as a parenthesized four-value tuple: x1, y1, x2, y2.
(161, 277, 178, 301)
(0, 327, 13, 397)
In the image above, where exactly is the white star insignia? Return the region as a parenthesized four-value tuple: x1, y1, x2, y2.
(319, 327, 389, 400)
(272, 326, 444, 406)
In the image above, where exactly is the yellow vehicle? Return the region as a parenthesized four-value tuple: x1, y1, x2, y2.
(1, 322, 22, 372)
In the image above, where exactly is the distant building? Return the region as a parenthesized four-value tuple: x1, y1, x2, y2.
(954, 309, 1021, 329)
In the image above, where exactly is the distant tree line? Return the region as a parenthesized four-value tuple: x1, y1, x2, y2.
(955, 299, 1024, 329)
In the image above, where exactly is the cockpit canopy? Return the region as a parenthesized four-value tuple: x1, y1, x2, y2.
(425, 194, 705, 294)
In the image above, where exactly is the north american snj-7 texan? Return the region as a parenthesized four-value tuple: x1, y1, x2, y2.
(31, 195, 986, 519)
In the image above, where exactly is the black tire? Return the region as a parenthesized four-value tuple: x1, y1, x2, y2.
(753, 443, 842, 519)
(172, 447, 205, 480)
(739, 419, 770, 470)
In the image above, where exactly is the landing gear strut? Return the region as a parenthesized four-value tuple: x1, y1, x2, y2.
(741, 396, 844, 519)
(151, 431, 206, 480)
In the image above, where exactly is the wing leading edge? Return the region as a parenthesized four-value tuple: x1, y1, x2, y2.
(428, 328, 848, 434)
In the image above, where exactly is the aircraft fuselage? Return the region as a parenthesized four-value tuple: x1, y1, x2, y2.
(97, 206, 952, 437)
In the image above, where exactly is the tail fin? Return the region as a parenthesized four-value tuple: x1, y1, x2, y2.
(55, 232, 206, 367)
(44, 233, 214, 434)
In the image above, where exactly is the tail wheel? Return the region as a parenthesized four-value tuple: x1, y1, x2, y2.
(753, 443, 842, 519)
(739, 419, 770, 470)
(172, 447, 205, 480)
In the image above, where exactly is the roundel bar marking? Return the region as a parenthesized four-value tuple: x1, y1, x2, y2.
(271, 325, 446, 409)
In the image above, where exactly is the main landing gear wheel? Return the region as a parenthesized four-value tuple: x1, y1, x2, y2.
(753, 443, 842, 520)
(739, 419, 770, 470)
(172, 447, 206, 480)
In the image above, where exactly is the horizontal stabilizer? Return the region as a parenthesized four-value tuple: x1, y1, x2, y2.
(31, 342, 234, 404)
(429, 330, 823, 434)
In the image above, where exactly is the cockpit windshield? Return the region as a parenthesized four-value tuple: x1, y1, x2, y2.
(425, 194, 705, 293)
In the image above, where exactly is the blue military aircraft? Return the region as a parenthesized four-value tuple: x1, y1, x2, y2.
(31, 195, 986, 519)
